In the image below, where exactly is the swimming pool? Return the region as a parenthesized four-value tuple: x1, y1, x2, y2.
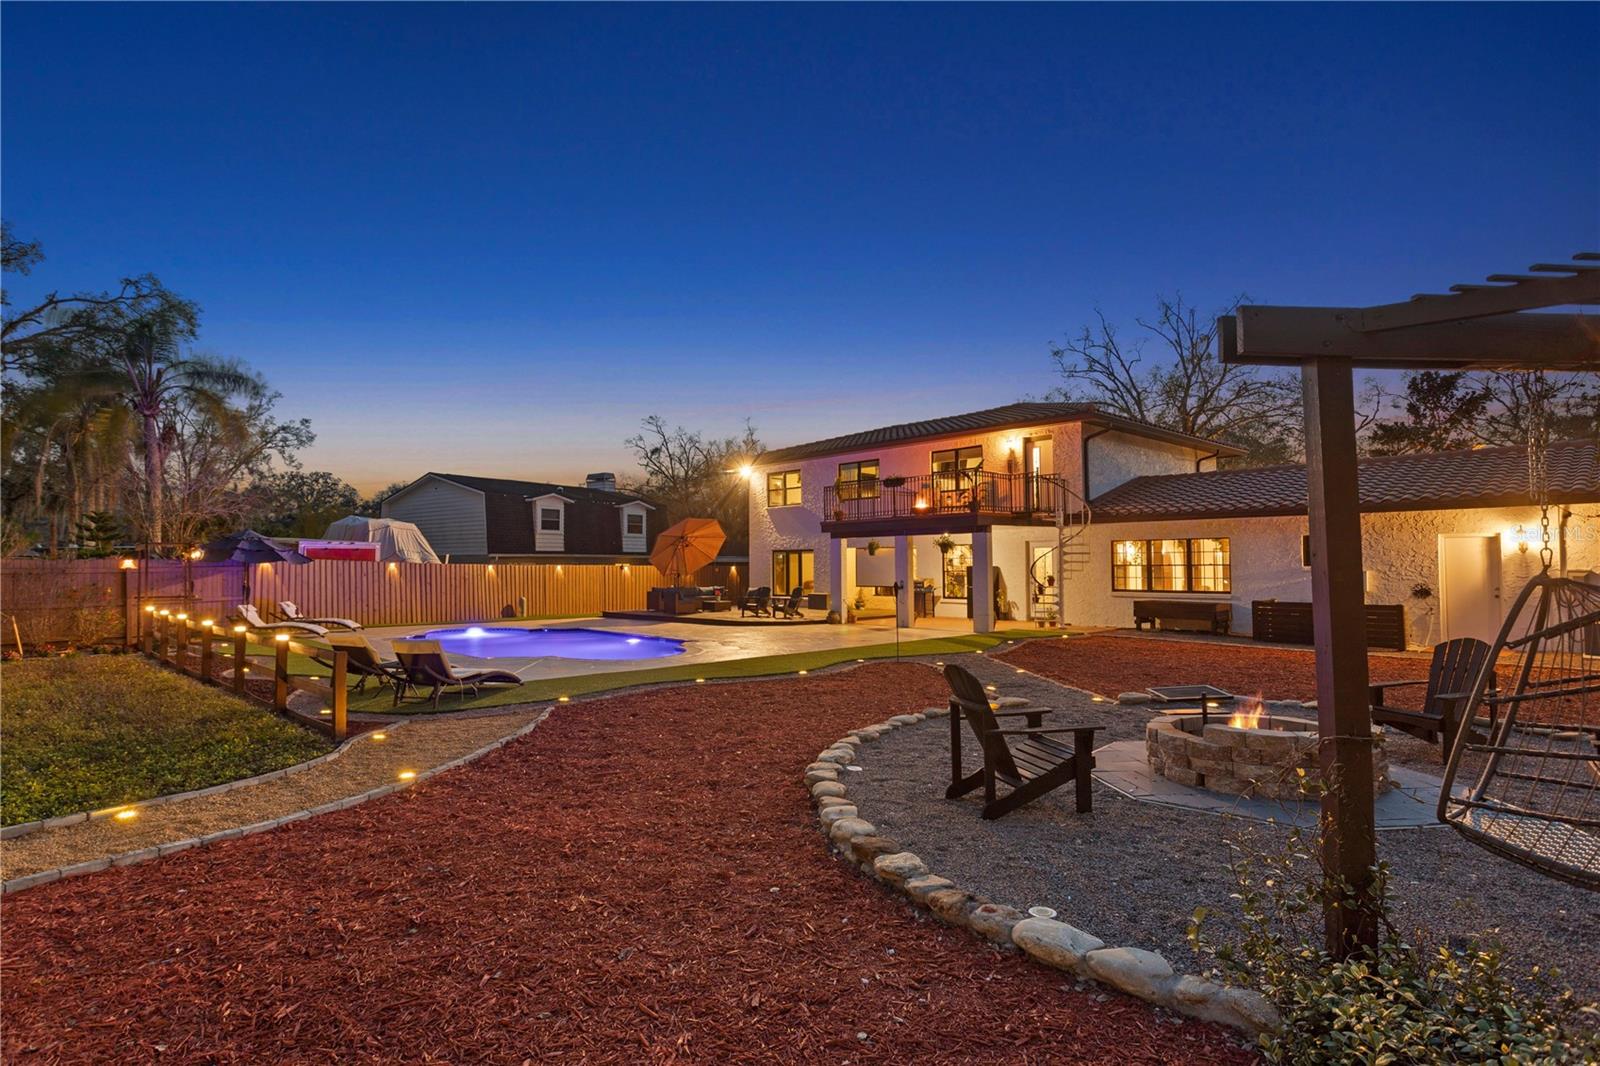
(413, 626, 686, 661)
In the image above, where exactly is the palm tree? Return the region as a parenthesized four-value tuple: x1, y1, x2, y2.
(108, 310, 260, 545)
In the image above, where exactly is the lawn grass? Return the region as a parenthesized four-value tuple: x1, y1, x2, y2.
(1, 654, 333, 826)
(346, 629, 1079, 714)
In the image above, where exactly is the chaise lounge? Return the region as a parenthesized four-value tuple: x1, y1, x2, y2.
(391, 639, 524, 709)
(279, 600, 364, 631)
(237, 603, 327, 637)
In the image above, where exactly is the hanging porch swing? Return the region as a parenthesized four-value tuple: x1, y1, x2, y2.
(1436, 383, 1600, 890)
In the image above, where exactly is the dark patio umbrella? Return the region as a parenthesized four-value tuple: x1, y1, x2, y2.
(200, 530, 311, 600)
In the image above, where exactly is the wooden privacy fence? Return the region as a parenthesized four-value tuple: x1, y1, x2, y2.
(1251, 599, 1408, 652)
(2, 557, 745, 644)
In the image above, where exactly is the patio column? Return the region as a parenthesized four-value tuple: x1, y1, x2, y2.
(893, 535, 914, 628)
(972, 529, 995, 633)
(827, 537, 852, 621)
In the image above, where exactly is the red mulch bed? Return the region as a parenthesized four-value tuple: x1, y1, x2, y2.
(1000, 635, 1427, 707)
(0, 663, 1252, 1065)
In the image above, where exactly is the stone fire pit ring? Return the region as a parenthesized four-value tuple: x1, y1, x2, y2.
(1146, 710, 1391, 801)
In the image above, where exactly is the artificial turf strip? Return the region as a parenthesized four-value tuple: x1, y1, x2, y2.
(345, 630, 1080, 714)
(0, 656, 333, 826)
(0, 664, 1253, 1063)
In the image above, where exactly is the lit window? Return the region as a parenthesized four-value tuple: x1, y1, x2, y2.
(540, 507, 562, 532)
(767, 470, 802, 507)
(1112, 538, 1230, 593)
(836, 460, 880, 501)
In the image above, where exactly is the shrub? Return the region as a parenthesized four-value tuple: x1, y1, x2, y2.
(1190, 825, 1599, 1064)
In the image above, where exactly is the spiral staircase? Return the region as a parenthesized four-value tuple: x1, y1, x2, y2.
(1027, 475, 1092, 625)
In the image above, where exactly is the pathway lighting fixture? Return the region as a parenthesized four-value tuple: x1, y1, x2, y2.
(114, 809, 138, 822)
(397, 770, 416, 781)
(371, 732, 387, 741)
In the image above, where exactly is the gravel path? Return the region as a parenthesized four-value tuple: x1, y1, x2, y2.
(846, 652, 1600, 1004)
(1, 710, 540, 880)
(0, 664, 1252, 1065)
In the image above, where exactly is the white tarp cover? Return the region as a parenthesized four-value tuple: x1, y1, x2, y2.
(321, 515, 442, 563)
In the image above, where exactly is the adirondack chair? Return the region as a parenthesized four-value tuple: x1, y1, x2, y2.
(739, 586, 772, 618)
(1370, 637, 1496, 761)
(943, 663, 1100, 819)
(775, 587, 805, 619)
(391, 640, 524, 709)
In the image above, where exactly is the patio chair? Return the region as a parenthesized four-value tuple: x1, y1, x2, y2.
(1371, 637, 1496, 762)
(944, 663, 1099, 819)
(739, 586, 772, 618)
(390, 639, 523, 709)
(775, 587, 805, 619)
(314, 631, 406, 695)
(279, 600, 363, 631)
(237, 602, 327, 637)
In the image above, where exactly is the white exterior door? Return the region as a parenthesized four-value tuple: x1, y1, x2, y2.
(1027, 541, 1054, 619)
(1439, 534, 1502, 644)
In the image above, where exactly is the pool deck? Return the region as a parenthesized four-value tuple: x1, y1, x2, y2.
(356, 616, 953, 684)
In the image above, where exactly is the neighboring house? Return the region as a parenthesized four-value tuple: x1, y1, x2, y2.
(747, 402, 1242, 630)
(748, 401, 1600, 646)
(382, 472, 656, 563)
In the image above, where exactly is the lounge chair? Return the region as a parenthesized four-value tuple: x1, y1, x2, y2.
(739, 586, 771, 618)
(775, 587, 804, 619)
(1371, 637, 1496, 761)
(279, 600, 363, 631)
(944, 663, 1099, 819)
(314, 631, 405, 695)
(237, 603, 327, 637)
(391, 639, 523, 709)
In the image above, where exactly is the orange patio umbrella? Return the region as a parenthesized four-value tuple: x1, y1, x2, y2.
(650, 517, 725, 586)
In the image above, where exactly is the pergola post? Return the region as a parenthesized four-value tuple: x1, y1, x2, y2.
(1302, 358, 1377, 956)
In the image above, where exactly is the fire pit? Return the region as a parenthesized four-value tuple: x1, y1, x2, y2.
(1145, 699, 1391, 800)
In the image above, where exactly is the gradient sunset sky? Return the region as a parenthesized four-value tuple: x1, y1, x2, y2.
(4, 3, 1595, 492)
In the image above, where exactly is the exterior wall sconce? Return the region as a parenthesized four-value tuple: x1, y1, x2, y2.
(119, 558, 138, 570)
(1513, 524, 1532, 554)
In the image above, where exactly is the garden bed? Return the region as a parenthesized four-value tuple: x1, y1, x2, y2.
(1, 655, 332, 826)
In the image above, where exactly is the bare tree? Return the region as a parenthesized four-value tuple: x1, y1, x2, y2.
(624, 416, 761, 552)
(1049, 295, 1304, 465)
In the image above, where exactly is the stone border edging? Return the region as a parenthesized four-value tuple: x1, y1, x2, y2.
(805, 701, 1282, 1037)
(1, 710, 551, 896)
(0, 725, 385, 842)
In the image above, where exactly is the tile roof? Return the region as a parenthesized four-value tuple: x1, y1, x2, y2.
(427, 472, 647, 506)
(1090, 439, 1599, 521)
(755, 402, 1244, 464)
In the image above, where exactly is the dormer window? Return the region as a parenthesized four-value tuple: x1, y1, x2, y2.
(620, 502, 650, 553)
(530, 494, 571, 552)
(540, 507, 562, 532)
(625, 512, 644, 536)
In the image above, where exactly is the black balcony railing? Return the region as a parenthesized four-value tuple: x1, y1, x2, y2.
(822, 471, 1069, 524)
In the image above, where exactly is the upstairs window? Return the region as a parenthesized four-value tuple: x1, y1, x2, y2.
(836, 459, 880, 500)
(539, 507, 562, 532)
(767, 470, 802, 507)
(1112, 538, 1230, 593)
(625, 511, 645, 536)
(931, 446, 983, 476)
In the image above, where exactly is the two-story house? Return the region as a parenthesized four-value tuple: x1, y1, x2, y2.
(382, 472, 657, 563)
(747, 402, 1238, 631)
(749, 402, 1600, 645)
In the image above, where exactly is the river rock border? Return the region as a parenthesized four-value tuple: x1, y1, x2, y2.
(806, 701, 1282, 1037)
(2, 708, 552, 896)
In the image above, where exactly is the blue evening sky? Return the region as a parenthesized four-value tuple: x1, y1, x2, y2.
(4, 3, 1596, 491)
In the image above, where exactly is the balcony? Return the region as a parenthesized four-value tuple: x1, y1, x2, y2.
(822, 471, 1069, 529)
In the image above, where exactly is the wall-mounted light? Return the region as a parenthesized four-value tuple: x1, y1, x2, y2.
(387, 561, 399, 574)
(1513, 524, 1533, 554)
(737, 464, 754, 480)
(119, 558, 138, 570)
(485, 564, 496, 576)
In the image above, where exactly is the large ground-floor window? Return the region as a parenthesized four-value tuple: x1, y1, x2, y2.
(942, 543, 974, 600)
(1111, 537, 1230, 592)
(772, 550, 815, 596)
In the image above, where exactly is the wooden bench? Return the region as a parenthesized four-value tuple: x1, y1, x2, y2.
(1132, 599, 1232, 635)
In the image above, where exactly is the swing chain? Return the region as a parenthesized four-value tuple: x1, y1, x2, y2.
(1526, 372, 1554, 569)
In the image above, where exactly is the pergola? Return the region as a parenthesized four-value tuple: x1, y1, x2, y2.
(1220, 253, 1600, 957)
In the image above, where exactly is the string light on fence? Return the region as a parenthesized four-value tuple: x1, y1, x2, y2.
(233, 625, 247, 634)
(145, 605, 156, 614)
(275, 633, 290, 643)
(200, 619, 214, 629)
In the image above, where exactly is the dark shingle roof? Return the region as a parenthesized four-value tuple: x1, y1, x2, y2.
(756, 402, 1244, 464)
(427, 472, 647, 506)
(1090, 439, 1599, 521)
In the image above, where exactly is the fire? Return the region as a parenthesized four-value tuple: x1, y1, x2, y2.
(1228, 696, 1267, 730)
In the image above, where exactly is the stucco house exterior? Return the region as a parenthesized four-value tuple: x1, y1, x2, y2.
(747, 401, 1599, 647)
(382, 472, 656, 563)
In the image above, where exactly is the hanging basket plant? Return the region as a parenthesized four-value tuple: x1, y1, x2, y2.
(881, 475, 906, 489)
(935, 534, 955, 556)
